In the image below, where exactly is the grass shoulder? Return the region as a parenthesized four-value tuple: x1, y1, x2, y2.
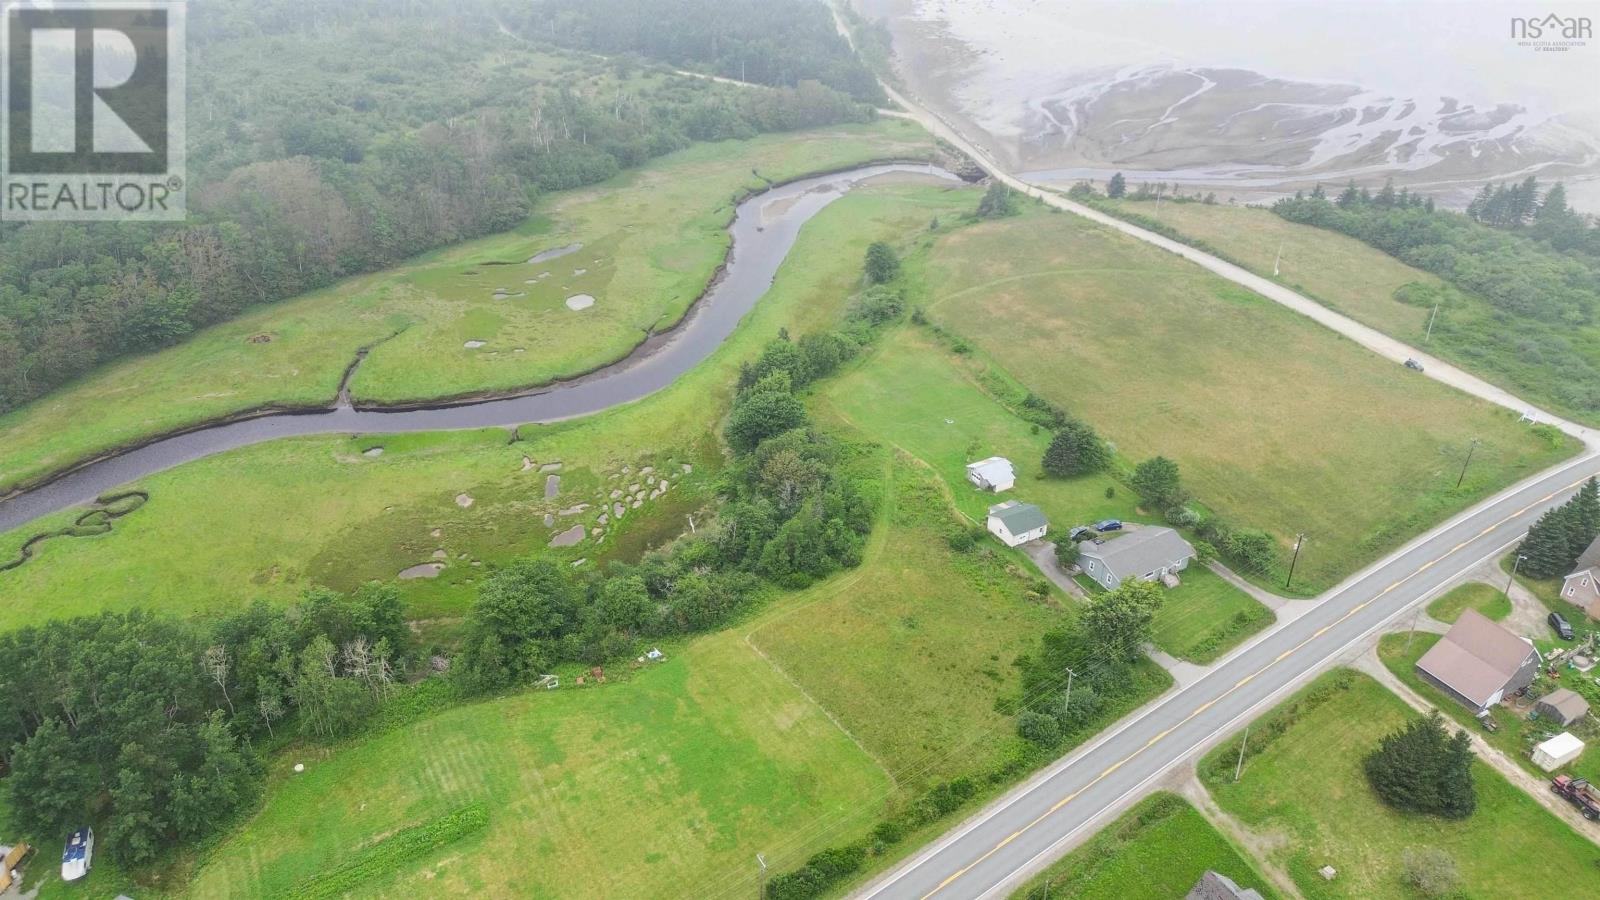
(1013, 792, 1280, 900)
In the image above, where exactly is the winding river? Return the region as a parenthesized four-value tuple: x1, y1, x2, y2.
(0, 164, 960, 535)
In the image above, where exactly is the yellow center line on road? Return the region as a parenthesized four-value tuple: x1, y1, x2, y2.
(916, 474, 1593, 899)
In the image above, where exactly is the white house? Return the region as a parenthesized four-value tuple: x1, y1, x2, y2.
(987, 500, 1048, 547)
(966, 457, 1016, 492)
(1078, 527, 1195, 588)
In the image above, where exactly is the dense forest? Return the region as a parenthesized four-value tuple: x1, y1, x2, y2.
(503, 0, 885, 104)
(0, 587, 412, 866)
(0, 0, 873, 416)
(1271, 178, 1600, 415)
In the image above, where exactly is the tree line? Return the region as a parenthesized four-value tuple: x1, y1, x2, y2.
(0, 0, 874, 417)
(1517, 477, 1600, 579)
(456, 244, 909, 694)
(0, 586, 413, 866)
(503, 0, 886, 105)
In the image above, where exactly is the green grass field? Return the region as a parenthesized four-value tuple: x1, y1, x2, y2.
(923, 204, 1577, 593)
(815, 327, 1273, 664)
(185, 626, 890, 899)
(1100, 198, 1600, 427)
(1379, 632, 1600, 785)
(1202, 670, 1598, 898)
(1102, 199, 1439, 340)
(1426, 582, 1512, 623)
(750, 458, 1067, 786)
(1014, 792, 1279, 900)
(0, 183, 979, 633)
(0, 120, 937, 497)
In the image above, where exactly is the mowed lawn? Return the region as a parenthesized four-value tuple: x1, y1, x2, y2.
(0, 119, 937, 496)
(1202, 670, 1598, 898)
(1014, 792, 1279, 900)
(186, 628, 889, 899)
(816, 327, 1273, 663)
(0, 184, 980, 631)
(750, 461, 1066, 786)
(1426, 581, 1512, 623)
(925, 205, 1576, 592)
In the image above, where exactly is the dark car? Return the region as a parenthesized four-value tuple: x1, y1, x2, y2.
(1550, 611, 1575, 641)
(1404, 358, 1424, 372)
(1093, 519, 1123, 532)
(1069, 526, 1095, 542)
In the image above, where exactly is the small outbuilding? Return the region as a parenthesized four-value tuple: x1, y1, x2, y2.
(1533, 731, 1586, 772)
(966, 457, 1016, 492)
(986, 500, 1048, 547)
(1535, 687, 1590, 726)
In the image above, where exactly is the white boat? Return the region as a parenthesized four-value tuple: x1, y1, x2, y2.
(60, 827, 92, 882)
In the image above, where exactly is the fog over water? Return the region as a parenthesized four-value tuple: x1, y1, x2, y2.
(863, 0, 1600, 207)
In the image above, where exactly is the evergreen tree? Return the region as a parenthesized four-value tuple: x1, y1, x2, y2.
(1364, 710, 1475, 819)
(1041, 419, 1110, 477)
(1107, 172, 1127, 199)
(976, 181, 1019, 218)
(1336, 180, 1360, 208)
(1519, 506, 1577, 578)
(1375, 178, 1397, 208)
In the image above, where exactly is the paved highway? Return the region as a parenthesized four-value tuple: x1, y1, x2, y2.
(829, 18, 1600, 896)
(862, 449, 1600, 899)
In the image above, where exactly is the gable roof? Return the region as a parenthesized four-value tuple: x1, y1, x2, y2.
(1187, 870, 1265, 900)
(966, 457, 1015, 484)
(1079, 526, 1195, 578)
(988, 500, 1047, 533)
(1416, 609, 1538, 707)
(1574, 534, 1600, 574)
(1538, 687, 1590, 721)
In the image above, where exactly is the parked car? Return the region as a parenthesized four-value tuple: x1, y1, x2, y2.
(1069, 526, 1095, 542)
(1093, 519, 1123, 532)
(60, 827, 92, 882)
(1550, 611, 1575, 640)
(1404, 358, 1424, 372)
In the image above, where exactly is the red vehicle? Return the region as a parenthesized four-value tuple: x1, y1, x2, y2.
(1551, 775, 1600, 821)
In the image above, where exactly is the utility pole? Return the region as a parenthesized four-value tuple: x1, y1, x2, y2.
(1404, 603, 1424, 652)
(1063, 666, 1077, 712)
(1505, 553, 1528, 598)
(1456, 438, 1480, 489)
(1273, 239, 1283, 277)
(1233, 724, 1250, 782)
(756, 853, 768, 896)
(1285, 533, 1306, 589)
(1425, 301, 1440, 342)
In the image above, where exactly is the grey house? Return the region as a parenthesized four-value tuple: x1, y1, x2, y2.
(1560, 534, 1600, 620)
(1415, 609, 1541, 714)
(1187, 871, 1265, 900)
(1078, 526, 1195, 589)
